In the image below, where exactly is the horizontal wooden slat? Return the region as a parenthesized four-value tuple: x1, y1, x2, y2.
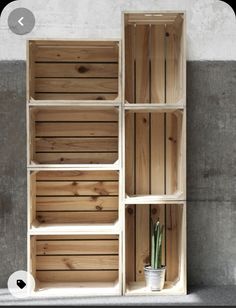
(36, 270, 118, 282)
(36, 255, 119, 270)
(36, 235, 119, 240)
(35, 109, 118, 122)
(36, 196, 118, 211)
(35, 78, 118, 93)
(36, 211, 118, 224)
(36, 181, 118, 196)
(35, 122, 118, 137)
(35, 45, 118, 62)
(36, 239, 119, 255)
(35, 152, 117, 164)
(35, 63, 118, 78)
(36, 138, 118, 152)
(36, 171, 118, 181)
(34, 93, 118, 100)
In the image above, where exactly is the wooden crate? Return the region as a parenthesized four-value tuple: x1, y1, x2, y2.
(27, 40, 121, 103)
(123, 12, 185, 106)
(28, 107, 119, 166)
(28, 170, 119, 231)
(29, 234, 121, 295)
(124, 202, 186, 295)
(125, 109, 186, 201)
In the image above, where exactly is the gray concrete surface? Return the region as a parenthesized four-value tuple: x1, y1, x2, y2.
(0, 286, 236, 306)
(0, 0, 236, 61)
(0, 61, 235, 290)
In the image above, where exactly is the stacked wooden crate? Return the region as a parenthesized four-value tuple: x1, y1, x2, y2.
(27, 11, 186, 296)
(27, 40, 122, 296)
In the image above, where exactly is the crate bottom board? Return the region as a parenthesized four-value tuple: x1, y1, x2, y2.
(32, 281, 120, 297)
(125, 280, 186, 296)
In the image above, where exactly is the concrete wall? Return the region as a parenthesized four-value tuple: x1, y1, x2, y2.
(0, 0, 235, 288)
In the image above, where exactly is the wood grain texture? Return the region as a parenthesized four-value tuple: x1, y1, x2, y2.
(36, 255, 119, 270)
(36, 239, 119, 255)
(36, 211, 118, 224)
(35, 45, 118, 62)
(35, 109, 118, 122)
(36, 196, 118, 211)
(36, 171, 118, 181)
(35, 63, 118, 78)
(34, 93, 117, 100)
(35, 122, 118, 137)
(36, 270, 118, 283)
(35, 78, 118, 93)
(36, 181, 118, 196)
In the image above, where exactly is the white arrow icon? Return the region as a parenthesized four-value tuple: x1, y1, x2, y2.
(18, 17, 24, 26)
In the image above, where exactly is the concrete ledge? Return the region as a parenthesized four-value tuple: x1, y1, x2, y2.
(0, 286, 236, 306)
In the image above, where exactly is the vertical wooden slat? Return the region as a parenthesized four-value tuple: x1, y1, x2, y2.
(125, 24, 135, 282)
(135, 25, 150, 281)
(166, 21, 181, 281)
(150, 24, 166, 265)
(165, 204, 180, 282)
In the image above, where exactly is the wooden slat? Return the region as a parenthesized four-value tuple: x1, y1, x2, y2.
(35, 45, 118, 62)
(150, 24, 166, 264)
(36, 255, 119, 270)
(36, 235, 119, 240)
(35, 78, 118, 93)
(36, 171, 118, 181)
(166, 204, 180, 281)
(166, 24, 182, 104)
(166, 113, 178, 194)
(36, 211, 118, 224)
(37, 270, 118, 282)
(151, 24, 165, 104)
(36, 137, 118, 152)
(35, 152, 117, 164)
(36, 181, 118, 196)
(35, 63, 118, 78)
(36, 239, 119, 255)
(135, 24, 150, 281)
(35, 122, 118, 137)
(135, 25, 149, 104)
(34, 93, 118, 101)
(36, 196, 118, 211)
(35, 108, 118, 122)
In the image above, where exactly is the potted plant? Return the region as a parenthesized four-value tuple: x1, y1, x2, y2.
(144, 220, 166, 291)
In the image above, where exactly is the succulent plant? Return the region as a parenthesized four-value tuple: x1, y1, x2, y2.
(151, 220, 164, 269)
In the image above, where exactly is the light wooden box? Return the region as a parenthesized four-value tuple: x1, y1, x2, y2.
(27, 11, 186, 296)
(27, 40, 121, 103)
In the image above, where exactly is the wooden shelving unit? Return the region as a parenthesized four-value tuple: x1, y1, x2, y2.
(27, 11, 186, 296)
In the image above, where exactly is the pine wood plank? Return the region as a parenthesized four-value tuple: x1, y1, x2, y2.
(36, 239, 119, 255)
(36, 196, 118, 211)
(36, 270, 118, 283)
(35, 122, 118, 137)
(36, 211, 118, 224)
(35, 45, 118, 62)
(36, 235, 119, 240)
(35, 108, 118, 122)
(36, 137, 118, 152)
(36, 255, 119, 270)
(35, 152, 117, 164)
(36, 170, 118, 181)
(36, 181, 118, 196)
(35, 78, 118, 93)
(34, 93, 118, 101)
(35, 63, 118, 78)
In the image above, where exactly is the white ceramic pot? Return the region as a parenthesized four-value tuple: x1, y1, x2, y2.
(144, 265, 166, 291)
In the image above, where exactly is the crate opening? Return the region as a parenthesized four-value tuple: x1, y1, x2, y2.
(28, 40, 120, 102)
(125, 110, 184, 198)
(29, 170, 119, 228)
(125, 203, 185, 294)
(30, 235, 119, 293)
(124, 13, 184, 105)
(29, 107, 119, 165)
